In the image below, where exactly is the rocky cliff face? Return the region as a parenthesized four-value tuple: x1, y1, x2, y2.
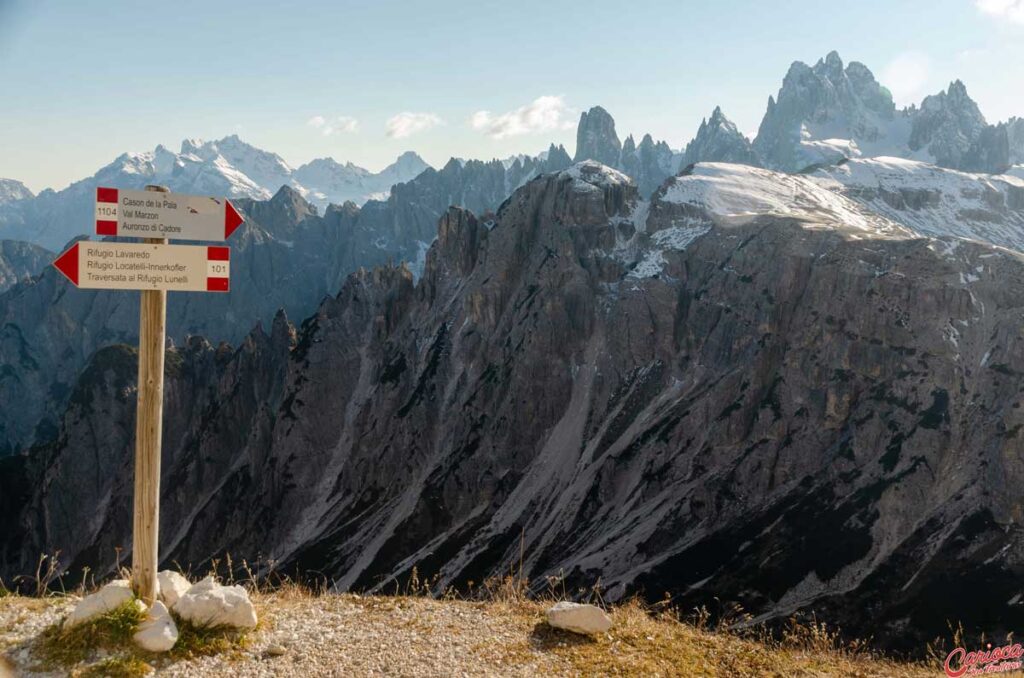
(574, 107, 622, 168)
(0, 146, 586, 459)
(620, 134, 677, 198)
(909, 80, 988, 170)
(7, 161, 1024, 653)
(0, 240, 50, 293)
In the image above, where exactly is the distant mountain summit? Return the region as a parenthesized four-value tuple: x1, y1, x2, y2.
(0, 137, 431, 250)
(680, 107, 758, 167)
(294, 150, 430, 206)
(0, 179, 33, 204)
(574, 106, 622, 168)
(573, 107, 676, 196)
(749, 51, 1018, 174)
(4, 49, 1023, 251)
(908, 80, 987, 169)
(752, 50, 905, 170)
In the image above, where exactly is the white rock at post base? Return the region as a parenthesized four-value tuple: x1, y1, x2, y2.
(157, 570, 191, 608)
(67, 579, 134, 627)
(546, 601, 613, 635)
(172, 576, 258, 629)
(133, 601, 178, 653)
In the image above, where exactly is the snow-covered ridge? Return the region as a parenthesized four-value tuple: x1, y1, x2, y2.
(658, 163, 910, 238)
(0, 179, 34, 204)
(560, 161, 633, 189)
(811, 157, 1024, 252)
(0, 137, 432, 250)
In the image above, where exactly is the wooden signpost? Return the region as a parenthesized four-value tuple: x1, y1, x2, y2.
(52, 185, 243, 604)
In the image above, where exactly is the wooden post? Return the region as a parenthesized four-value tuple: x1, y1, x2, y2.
(131, 184, 169, 605)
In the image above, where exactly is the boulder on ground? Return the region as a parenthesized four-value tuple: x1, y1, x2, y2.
(133, 601, 178, 652)
(157, 570, 191, 607)
(67, 579, 134, 627)
(172, 576, 258, 629)
(546, 601, 612, 635)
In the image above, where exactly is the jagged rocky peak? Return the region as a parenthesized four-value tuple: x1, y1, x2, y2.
(681, 106, 759, 167)
(909, 80, 987, 168)
(297, 157, 371, 178)
(816, 49, 844, 79)
(421, 207, 488, 296)
(269, 308, 297, 352)
(247, 185, 319, 236)
(383, 151, 430, 177)
(574, 106, 622, 167)
(617, 132, 677, 198)
(753, 51, 899, 171)
(544, 143, 573, 169)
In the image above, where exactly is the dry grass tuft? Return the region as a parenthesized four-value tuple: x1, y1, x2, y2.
(79, 655, 152, 678)
(486, 597, 938, 677)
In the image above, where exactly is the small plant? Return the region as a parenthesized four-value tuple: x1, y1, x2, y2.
(170, 614, 249, 659)
(17, 551, 65, 597)
(479, 574, 531, 604)
(35, 598, 147, 668)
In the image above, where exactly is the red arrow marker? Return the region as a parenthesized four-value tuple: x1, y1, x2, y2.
(225, 200, 243, 239)
(53, 242, 80, 286)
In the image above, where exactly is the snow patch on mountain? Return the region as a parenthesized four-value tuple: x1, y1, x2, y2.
(561, 161, 632, 189)
(810, 157, 1024, 251)
(0, 137, 431, 249)
(0, 179, 33, 204)
(660, 163, 910, 238)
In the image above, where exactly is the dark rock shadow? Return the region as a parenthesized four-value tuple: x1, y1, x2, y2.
(529, 621, 597, 650)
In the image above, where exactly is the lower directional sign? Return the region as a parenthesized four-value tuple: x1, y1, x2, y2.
(53, 241, 230, 292)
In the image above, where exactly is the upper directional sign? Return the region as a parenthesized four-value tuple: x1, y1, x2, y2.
(95, 187, 244, 241)
(53, 241, 230, 292)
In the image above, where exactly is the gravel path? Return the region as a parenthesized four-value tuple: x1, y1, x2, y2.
(0, 593, 943, 677)
(1, 593, 567, 677)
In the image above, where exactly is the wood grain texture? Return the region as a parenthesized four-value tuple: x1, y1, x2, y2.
(132, 184, 169, 605)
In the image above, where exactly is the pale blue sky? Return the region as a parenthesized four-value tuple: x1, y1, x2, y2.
(2, 0, 1022, 193)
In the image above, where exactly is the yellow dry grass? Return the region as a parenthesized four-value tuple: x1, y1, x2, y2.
(483, 598, 938, 678)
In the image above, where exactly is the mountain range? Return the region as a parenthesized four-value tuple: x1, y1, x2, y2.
(0, 137, 430, 251)
(2, 51, 1024, 655)
(4, 52, 1023, 256)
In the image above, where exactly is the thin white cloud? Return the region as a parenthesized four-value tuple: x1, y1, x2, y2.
(386, 112, 443, 138)
(881, 52, 932, 106)
(307, 115, 359, 136)
(470, 95, 575, 139)
(976, 0, 1024, 24)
